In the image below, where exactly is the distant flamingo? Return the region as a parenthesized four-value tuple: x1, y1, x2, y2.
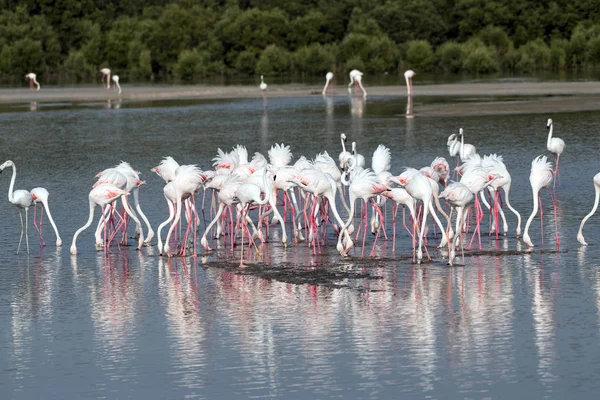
(25, 73, 40, 91)
(112, 75, 122, 95)
(404, 70, 415, 96)
(339, 133, 352, 170)
(260, 75, 267, 98)
(577, 172, 600, 245)
(70, 184, 128, 255)
(30, 187, 62, 247)
(322, 72, 334, 95)
(348, 69, 367, 97)
(522, 155, 559, 248)
(546, 118, 565, 184)
(0, 160, 32, 254)
(100, 68, 111, 89)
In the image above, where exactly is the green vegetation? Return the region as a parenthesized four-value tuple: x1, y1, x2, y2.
(3, 0, 600, 81)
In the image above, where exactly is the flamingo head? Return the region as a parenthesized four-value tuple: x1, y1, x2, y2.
(31, 193, 37, 200)
(0, 160, 14, 171)
(341, 133, 347, 141)
(458, 128, 464, 136)
(547, 118, 552, 129)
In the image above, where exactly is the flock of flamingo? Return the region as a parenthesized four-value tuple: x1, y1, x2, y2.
(13, 68, 600, 267)
(25, 68, 122, 94)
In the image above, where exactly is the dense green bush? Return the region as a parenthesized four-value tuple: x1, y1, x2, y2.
(256, 45, 290, 76)
(436, 42, 464, 73)
(461, 39, 499, 73)
(293, 44, 337, 75)
(405, 40, 434, 71)
(1, 0, 600, 80)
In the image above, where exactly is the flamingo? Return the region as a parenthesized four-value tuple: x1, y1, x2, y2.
(348, 69, 367, 97)
(546, 118, 565, 184)
(100, 68, 111, 89)
(70, 184, 128, 255)
(164, 165, 204, 257)
(30, 188, 62, 247)
(404, 70, 415, 96)
(577, 172, 600, 245)
(0, 160, 33, 254)
(112, 75, 122, 95)
(201, 175, 243, 251)
(260, 75, 267, 95)
(394, 168, 448, 263)
(323, 72, 334, 95)
(480, 154, 521, 238)
(336, 169, 388, 256)
(233, 167, 275, 266)
(522, 155, 559, 248)
(459, 128, 477, 161)
(25, 73, 40, 91)
(431, 157, 450, 187)
(439, 182, 473, 266)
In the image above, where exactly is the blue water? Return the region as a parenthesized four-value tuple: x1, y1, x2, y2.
(1, 92, 600, 399)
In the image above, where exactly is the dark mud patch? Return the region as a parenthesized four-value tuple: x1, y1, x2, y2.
(204, 259, 385, 289)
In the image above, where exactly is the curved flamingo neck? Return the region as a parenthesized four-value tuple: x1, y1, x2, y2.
(7, 163, 17, 204)
(71, 200, 96, 251)
(547, 122, 553, 148)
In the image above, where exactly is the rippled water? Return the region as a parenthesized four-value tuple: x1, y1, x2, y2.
(1, 93, 600, 399)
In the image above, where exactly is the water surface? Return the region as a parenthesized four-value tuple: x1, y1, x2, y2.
(1, 93, 600, 399)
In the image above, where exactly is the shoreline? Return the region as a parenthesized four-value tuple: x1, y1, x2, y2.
(1, 81, 600, 104)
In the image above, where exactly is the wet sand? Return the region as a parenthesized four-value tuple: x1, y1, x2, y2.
(4, 81, 600, 115)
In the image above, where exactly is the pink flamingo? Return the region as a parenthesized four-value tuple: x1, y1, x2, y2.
(25, 73, 40, 91)
(577, 172, 600, 245)
(0, 160, 33, 254)
(522, 155, 559, 248)
(404, 70, 415, 96)
(100, 68, 111, 89)
(70, 184, 127, 255)
(348, 69, 367, 97)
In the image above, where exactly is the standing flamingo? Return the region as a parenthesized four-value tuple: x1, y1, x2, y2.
(439, 182, 473, 266)
(404, 70, 415, 96)
(25, 73, 40, 91)
(546, 118, 565, 184)
(348, 69, 367, 97)
(577, 172, 600, 245)
(233, 167, 275, 266)
(522, 155, 559, 248)
(0, 160, 32, 254)
(30, 187, 62, 247)
(164, 165, 204, 257)
(337, 169, 389, 257)
(100, 68, 111, 89)
(112, 75, 122, 95)
(459, 128, 477, 161)
(323, 72, 334, 95)
(70, 184, 128, 255)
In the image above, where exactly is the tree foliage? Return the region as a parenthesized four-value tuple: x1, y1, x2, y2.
(2, 0, 600, 80)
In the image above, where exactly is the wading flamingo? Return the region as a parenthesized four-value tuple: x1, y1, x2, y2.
(522, 155, 559, 248)
(0, 160, 33, 254)
(30, 187, 62, 247)
(100, 68, 111, 89)
(70, 184, 127, 255)
(25, 73, 40, 91)
(323, 72, 334, 95)
(546, 118, 565, 184)
(577, 172, 600, 245)
(404, 70, 415, 96)
(112, 75, 122, 95)
(348, 69, 367, 97)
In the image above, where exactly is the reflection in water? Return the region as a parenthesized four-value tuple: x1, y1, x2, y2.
(350, 96, 365, 118)
(324, 96, 334, 135)
(261, 112, 268, 149)
(29, 101, 37, 112)
(525, 253, 557, 385)
(406, 96, 414, 119)
(89, 252, 141, 382)
(159, 258, 206, 391)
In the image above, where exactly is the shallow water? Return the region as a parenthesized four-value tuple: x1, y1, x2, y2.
(1, 93, 600, 399)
